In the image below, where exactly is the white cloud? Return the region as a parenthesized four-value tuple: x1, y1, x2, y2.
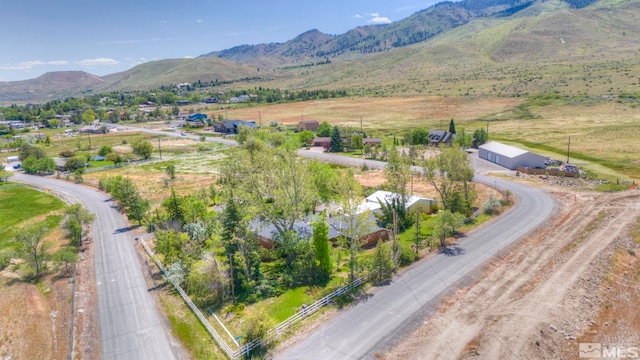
(368, 15, 391, 24)
(184, 55, 194, 59)
(75, 58, 119, 67)
(371, 13, 380, 17)
(354, 14, 363, 18)
(195, 19, 203, 23)
(0, 60, 68, 70)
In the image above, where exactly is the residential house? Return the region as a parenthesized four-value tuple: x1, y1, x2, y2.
(186, 113, 208, 128)
(428, 130, 453, 146)
(79, 125, 106, 134)
(204, 97, 219, 104)
(296, 120, 319, 132)
(177, 100, 190, 106)
(212, 120, 256, 134)
(364, 190, 438, 215)
(327, 213, 390, 248)
(230, 95, 251, 103)
(310, 137, 331, 149)
(251, 218, 341, 249)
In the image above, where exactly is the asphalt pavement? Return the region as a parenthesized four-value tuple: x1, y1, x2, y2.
(13, 174, 183, 360)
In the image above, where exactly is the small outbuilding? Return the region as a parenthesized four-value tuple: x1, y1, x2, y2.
(297, 120, 319, 132)
(478, 141, 546, 170)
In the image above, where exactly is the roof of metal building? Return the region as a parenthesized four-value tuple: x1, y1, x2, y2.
(479, 141, 529, 158)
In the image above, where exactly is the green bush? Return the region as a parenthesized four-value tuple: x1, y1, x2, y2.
(397, 243, 418, 266)
(59, 150, 75, 158)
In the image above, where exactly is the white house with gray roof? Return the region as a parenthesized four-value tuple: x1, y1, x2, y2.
(478, 141, 546, 170)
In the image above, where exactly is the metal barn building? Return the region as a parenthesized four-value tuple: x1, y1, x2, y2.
(478, 141, 546, 170)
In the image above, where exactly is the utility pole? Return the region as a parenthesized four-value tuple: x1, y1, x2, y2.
(225, 109, 228, 120)
(486, 121, 489, 137)
(360, 116, 363, 134)
(158, 138, 162, 160)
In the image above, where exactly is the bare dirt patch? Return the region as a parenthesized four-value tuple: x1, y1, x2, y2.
(354, 168, 501, 206)
(379, 188, 640, 359)
(0, 272, 73, 360)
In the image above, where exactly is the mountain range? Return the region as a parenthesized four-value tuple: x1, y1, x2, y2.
(1, 0, 639, 103)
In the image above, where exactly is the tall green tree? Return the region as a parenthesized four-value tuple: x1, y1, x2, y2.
(312, 216, 332, 277)
(454, 128, 472, 149)
(53, 248, 79, 274)
(335, 170, 374, 284)
(131, 139, 154, 159)
(163, 188, 185, 226)
(329, 126, 343, 153)
(384, 147, 411, 198)
(371, 241, 394, 284)
(411, 128, 429, 145)
(316, 121, 331, 137)
(15, 222, 50, 277)
(422, 145, 475, 214)
(449, 118, 456, 134)
(222, 148, 316, 237)
(433, 210, 465, 249)
(472, 128, 489, 148)
(63, 204, 95, 247)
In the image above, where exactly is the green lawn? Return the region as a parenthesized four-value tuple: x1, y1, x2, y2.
(0, 184, 65, 250)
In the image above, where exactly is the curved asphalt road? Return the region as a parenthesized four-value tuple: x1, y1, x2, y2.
(13, 173, 181, 360)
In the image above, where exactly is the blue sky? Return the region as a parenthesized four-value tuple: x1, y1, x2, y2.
(0, 0, 438, 82)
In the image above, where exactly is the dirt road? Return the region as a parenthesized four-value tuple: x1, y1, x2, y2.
(382, 189, 640, 359)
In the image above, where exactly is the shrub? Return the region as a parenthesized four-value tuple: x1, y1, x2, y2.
(59, 150, 75, 158)
(397, 243, 418, 266)
(98, 145, 113, 156)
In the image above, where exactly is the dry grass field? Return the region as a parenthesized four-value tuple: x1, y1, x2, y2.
(206, 95, 640, 180)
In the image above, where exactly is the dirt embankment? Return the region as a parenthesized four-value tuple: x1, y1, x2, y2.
(380, 189, 640, 360)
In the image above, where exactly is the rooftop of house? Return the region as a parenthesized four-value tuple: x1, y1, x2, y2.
(250, 216, 341, 242)
(429, 130, 453, 143)
(363, 190, 436, 213)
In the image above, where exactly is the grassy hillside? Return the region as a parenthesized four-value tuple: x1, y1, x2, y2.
(95, 57, 261, 92)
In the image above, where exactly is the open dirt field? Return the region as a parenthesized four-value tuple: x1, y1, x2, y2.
(379, 183, 640, 360)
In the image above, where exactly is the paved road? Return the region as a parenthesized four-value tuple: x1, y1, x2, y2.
(280, 153, 556, 359)
(13, 174, 182, 360)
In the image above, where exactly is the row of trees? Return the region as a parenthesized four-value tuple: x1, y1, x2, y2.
(10, 204, 95, 279)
